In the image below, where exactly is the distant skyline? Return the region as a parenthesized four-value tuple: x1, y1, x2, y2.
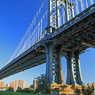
(0, 0, 95, 87)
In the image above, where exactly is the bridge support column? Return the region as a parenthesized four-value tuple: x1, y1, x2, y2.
(75, 51, 84, 85)
(66, 51, 76, 85)
(66, 51, 84, 85)
(46, 44, 53, 83)
(55, 47, 64, 84)
(46, 44, 64, 84)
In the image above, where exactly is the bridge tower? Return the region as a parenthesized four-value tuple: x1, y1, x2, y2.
(46, 0, 76, 84)
(47, 0, 74, 30)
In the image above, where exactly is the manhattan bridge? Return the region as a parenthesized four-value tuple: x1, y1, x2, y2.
(0, 0, 95, 85)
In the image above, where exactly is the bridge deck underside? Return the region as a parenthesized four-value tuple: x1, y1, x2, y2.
(0, 48, 46, 79)
(52, 9, 95, 56)
(0, 4, 95, 80)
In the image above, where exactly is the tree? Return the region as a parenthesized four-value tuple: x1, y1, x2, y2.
(24, 88, 31, 93)
(7, 87, 14, 92)
(16, 87, 23, 92)
(35, 74, 51, 94)
(30, 85, 34, 90)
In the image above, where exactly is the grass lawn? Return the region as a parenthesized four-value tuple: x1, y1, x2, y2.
(0, 91, 49, 95)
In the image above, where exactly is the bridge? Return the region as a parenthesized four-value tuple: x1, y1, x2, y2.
(0, 0, 95, 85)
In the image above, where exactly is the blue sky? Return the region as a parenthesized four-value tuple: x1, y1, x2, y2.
(0, 0, 95, 87)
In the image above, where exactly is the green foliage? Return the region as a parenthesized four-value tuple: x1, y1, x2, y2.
(53, 88, 60, 92)
(51, 85, 68, 94)
(16, 87, 36, 93)
(60, 85, 68, 91)
(81, 86, 94, 95)
(30, 90, 37, 94)
(7, 87, 14, 92)
(16, 87, 23, 92)
(81, 86, 86, 95)
(75, 86, 94, 95)
(84, 86, 94, 95)
(75, 88, 81, 95)
(30, 85, 34, 89)
(35, 74, 51, 94)
(0, 87, 9, 89)
(24, 88, 31, 93)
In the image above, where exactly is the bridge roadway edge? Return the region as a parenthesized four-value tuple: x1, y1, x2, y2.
(0, 4, 95, 85)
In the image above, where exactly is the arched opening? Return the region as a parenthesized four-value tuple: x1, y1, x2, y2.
(58, 5, 66, 27)
(61, 57, 67, 84)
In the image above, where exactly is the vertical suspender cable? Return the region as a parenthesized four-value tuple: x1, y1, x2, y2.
(38, 23, 40, 41)
(85, 0, 88, 8)
(90, 0, 93, 5)
(80, 0, 84, 11)
(41, 19, 42, 40)
(5, 0, 47, 65)
(75, 0, 79, 15)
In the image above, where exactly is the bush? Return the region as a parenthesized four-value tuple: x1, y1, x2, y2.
(7, 87, 14, 92)
(30, 90, 37, 94)
(16, 87, 37, 93)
